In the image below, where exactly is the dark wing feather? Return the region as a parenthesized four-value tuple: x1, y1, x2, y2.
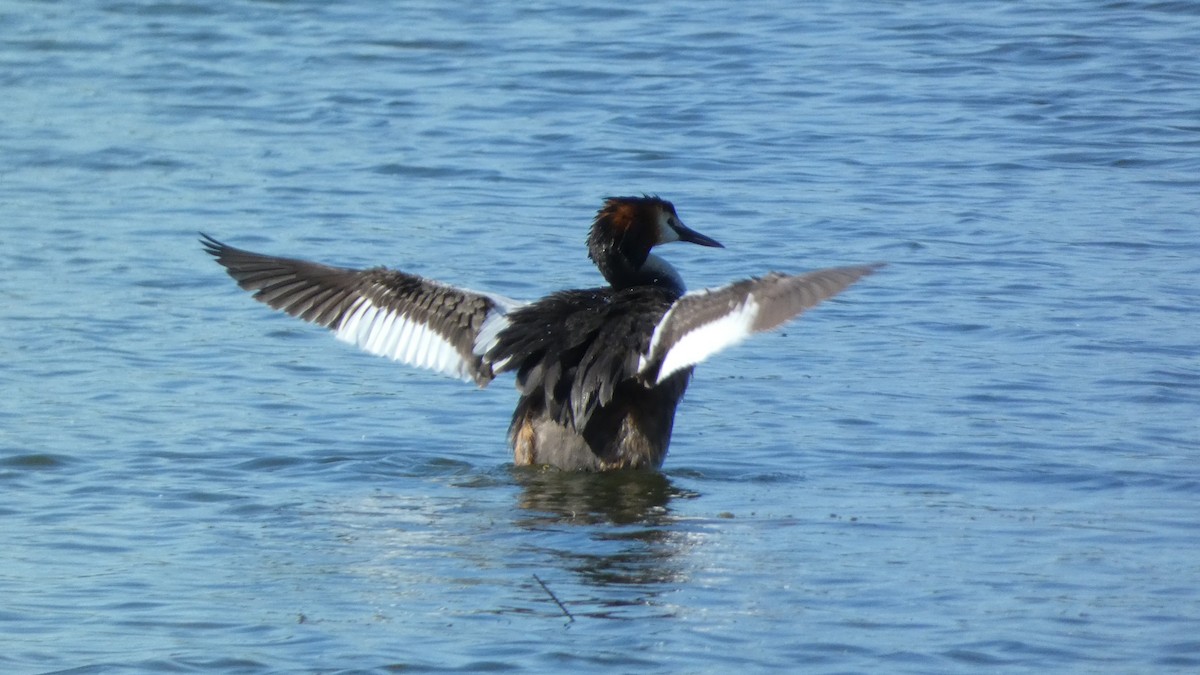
(488, 286, 676, 429)
(202, 234, 514, 385)
(641, 264, 883, 384)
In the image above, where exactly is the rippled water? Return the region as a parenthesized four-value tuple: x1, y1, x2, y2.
(3, 1, 1199, 672)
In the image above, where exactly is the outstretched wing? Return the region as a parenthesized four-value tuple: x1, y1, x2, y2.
(201, 234, 518, 385)
(639, 264, 883, 385)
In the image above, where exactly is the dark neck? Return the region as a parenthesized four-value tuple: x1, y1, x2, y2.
(593, 250, 685, 294)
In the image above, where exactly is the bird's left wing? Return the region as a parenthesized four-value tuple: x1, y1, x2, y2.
(202, 234, 519, 385)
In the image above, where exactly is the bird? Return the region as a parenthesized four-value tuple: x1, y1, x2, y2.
(202, 196, 880, 471)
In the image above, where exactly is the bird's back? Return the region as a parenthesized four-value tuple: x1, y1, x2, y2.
(488, 285, 689, 469)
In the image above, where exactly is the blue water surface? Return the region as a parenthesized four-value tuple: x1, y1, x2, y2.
(2, 1, 1199, 672)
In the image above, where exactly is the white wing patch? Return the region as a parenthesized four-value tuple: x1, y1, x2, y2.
(473, 307, 511, 359)
(647, 294, 761, 385)
(334, 295, 474, 382)
(471, 291, 521, 371)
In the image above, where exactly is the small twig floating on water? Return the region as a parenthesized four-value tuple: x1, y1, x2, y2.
(532, 573, 575, 623)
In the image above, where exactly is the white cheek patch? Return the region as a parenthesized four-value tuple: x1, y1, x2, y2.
(335, 297, 473, 382)
(650, 296, 760, 384)
(657, 212, 680, 243)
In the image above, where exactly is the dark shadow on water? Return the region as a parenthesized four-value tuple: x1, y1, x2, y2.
(510, 468, 700, 589)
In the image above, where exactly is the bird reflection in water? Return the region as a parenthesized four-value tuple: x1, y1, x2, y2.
(511, 468, 696, 591)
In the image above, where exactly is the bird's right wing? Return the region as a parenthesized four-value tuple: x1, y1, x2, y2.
(639, 264, 883, 385)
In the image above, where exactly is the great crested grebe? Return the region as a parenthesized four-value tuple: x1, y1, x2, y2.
(202, 196, 880, 471)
